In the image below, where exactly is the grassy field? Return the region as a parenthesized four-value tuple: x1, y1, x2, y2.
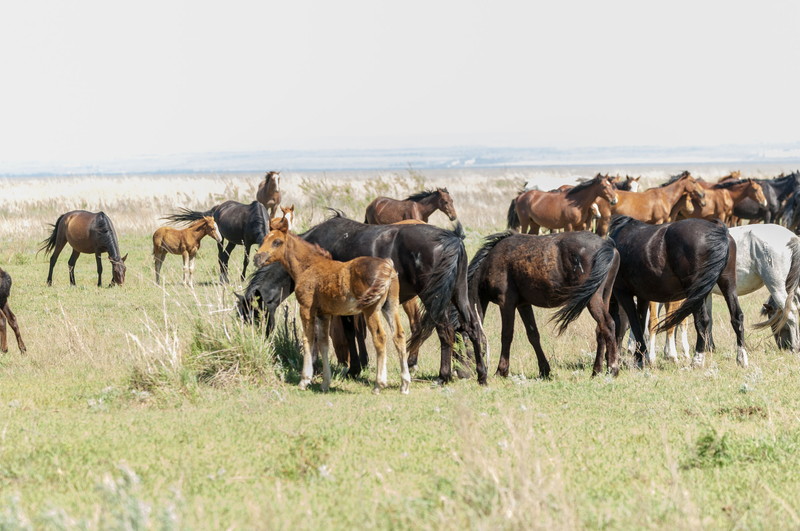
(2, 169, 800, 529)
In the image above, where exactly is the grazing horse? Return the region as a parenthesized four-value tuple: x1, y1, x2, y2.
(649, 224, 800, 358)
(152, 216, 223, 285)
(595, 173, 706, 235)
(608, 216, 746, 368)
(364, 188, 458, 224)
(507, 174, 618, 234)
(468, 231, 620, 378)
(256, 171, 281, 218)
(253, 216, 410, 394)
(40, 211, 128, 287)
(165, 201, 269, 283)
(0, 268, 26, 354)
(679, 179, 767, 224)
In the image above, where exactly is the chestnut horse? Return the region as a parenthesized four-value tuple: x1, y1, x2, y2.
(608, 216, 746, 368)
(153, 216, 223, 285)
(253, 216, 410, 394)
(0, 268, 26, 354)
(507, 174, 618, 234)
(40, 211, 128, 287)
(364, 188, 457, 224)
(594, 173, 706, 235)
(256, 171, 281, 218)
(678, 178, 767, 225)
(468, 231, 620, 378)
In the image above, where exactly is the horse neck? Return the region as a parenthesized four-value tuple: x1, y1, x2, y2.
(279, 234, 328, 279)
(722, 183, 751, 203)
(188, 221, 209, 244)
(100, 219, 122, 261)
(569, 182, 605, 205)
(414, 194, 439, 220)
(654, 179, 690, 205)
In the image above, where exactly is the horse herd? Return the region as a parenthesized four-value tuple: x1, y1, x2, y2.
(3, 170, 800, 395)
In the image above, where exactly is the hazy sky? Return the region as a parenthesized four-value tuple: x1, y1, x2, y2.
(1, 0, 798, 166)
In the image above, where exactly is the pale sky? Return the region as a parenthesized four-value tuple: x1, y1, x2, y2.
(1, 0, 798, 167)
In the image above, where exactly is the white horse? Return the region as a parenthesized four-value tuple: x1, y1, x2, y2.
(649, 223, 800, 360)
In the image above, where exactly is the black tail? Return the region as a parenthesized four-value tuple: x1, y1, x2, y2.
(407, 227, 471, 354)
(38, 213, 67, 256)
(551, 240, 618, 334)
(657, 224, 730, 332)
(506, 198, 520, 231)
(163, 206, 215, 225)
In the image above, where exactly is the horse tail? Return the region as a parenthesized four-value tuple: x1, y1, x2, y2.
(657, 222, 730, 333)
(754, 236, 800, 332)
(163, 206, 215, 225)
(506, 198, 520, 231)
(551, 239, 618, 334)
(38, 213, 67, 256)
(357, 258, 396, 309)
(407, 225, 469, 354)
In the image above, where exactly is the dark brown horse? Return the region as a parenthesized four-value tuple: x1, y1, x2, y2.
(364, 188, 457, 224)
(608, 216, 746, 368)
(40, 211, 128, 286)
(256, 171, 282, 218)
(0, 268, 26, 353)
(468, 231, 620, 377)
(507, 174, 618, 234)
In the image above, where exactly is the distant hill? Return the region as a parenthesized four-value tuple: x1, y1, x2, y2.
(3, 144, 800, 176)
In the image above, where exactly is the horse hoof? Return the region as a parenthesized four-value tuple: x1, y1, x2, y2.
(372, 387, 381, 395)
(298, 379, 311, 390)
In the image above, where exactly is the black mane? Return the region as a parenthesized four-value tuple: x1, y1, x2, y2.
(713, 178, 751, 190)
(96, 212, 122, 261)
(566, 175, 601, 196)
(406, 189, 446, 202)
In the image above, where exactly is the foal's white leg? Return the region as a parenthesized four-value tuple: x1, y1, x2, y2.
(299, 311, 315, 390)
(365, 310, 388, 393)
(182, 251, 190, 285)
(391, 310, 410, 394)
(737, 346, 749, 368)
(680, 321, 690, 358)
(316, 316, 332, 392)
(188, 255, 196, 287)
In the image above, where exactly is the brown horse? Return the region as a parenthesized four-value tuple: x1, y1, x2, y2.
(507, 174, 618, 234)
(253, 215, 410, 394)
(364, 188, 457, 224)
(595, 173, 706, 235)
(0, 268, 26, 354)
(40, 211, 128, 287)
(153, 216, 223, 285)
(678, 179, 767, 224)
(256, 171, 282, 218)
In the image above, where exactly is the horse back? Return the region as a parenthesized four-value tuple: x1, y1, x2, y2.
(61, 210, 105, 254)
(365, 196, 412, 224)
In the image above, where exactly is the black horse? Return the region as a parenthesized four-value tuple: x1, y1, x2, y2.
(166, 200, 269, 283)
(250, 211, 487, 384)
(733, 172, 800, 224)
(608, 216, 746, 368)
(467, 231, 620, 378)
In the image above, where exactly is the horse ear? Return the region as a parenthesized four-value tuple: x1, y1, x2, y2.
(234, 292, 244, 302)
(122, 253, 128, 262)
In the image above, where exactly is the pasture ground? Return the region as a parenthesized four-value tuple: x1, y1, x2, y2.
(2, 167, 800, 529)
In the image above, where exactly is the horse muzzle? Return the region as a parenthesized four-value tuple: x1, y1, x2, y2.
(253, 252, 268, 268)
(610, 197, 619, 206)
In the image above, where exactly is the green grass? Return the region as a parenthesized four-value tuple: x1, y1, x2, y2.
(2, 176, 800, 529)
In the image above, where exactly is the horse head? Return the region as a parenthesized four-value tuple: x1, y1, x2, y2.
(110, 254, 128, 286)
(203, 216, 223, 243)
(280, 204, 296, 230)
(682, 175, 706, 204)
(436, 188, 458, 221)
(748, 179, 768, 207)
(255, 216, 290, 268)
(627, 176, 641, 193)
(599, 175, 619, 205)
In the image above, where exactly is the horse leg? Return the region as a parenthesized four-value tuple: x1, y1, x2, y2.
(364, 307, 389, 393)
(218, 241, 236, 284)
(298, 308, 316, 390)
(1, 304, 25, 354)
(528, 222, 541, 235)
(241, 245, 250, 281)
(189, 255, 197, 287)
(315, 315, 333, 392)
(381, 282, 410, 393)
(181, 251, 190, 285)
(154, 250, 166, 284)
(516, 304, 550, 378)
(328, 318, 351, 366)
(355, 315, 369, 368)
(716, 274, 747, 367)
(435, 323, 456, 384)
(0, 308, 6, 352)
(587, 295, 618, 376)
(496, 299, 516, 377)
(647, 302, 660, 359)
(340, 316, 362, 377)
(66, 250, 81, 286)
(617, 294, 647, 367)
(690, 300, 712, 368)
(403, 300, 423, 371)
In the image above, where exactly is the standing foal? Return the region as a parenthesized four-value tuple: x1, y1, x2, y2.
(153, 216, 222, 285)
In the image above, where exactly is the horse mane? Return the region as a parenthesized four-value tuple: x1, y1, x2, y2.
(712, 178, 752, 190)
(247, 201, 269, 240)
(607, 215, 637, 235)
(659, 171, 692, 187)
(405, 189, 446, 202)
(467, 231, 515, 288)
(96, 212, 122, 261)
(566, 175, 602, 196)
(310, 243, 332, 259)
